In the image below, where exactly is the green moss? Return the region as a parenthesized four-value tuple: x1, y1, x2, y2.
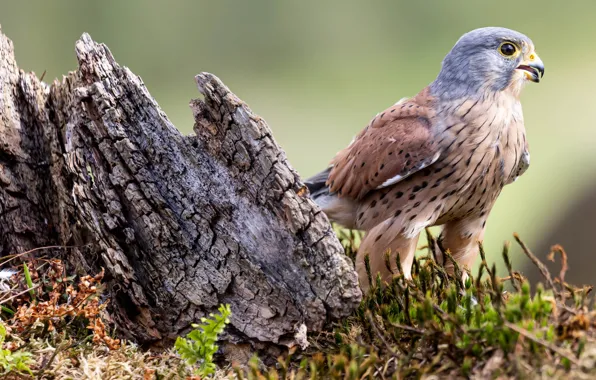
(238, 228, 596, 379)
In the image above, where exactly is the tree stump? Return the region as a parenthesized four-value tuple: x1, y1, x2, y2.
(0, 26, 361, 349)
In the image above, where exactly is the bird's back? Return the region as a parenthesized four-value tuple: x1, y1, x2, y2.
(307, 89, 528, 236)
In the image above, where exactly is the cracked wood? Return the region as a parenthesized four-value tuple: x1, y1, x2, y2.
(0, 26, 361, 348)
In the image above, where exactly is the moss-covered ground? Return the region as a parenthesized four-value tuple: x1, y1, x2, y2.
(0, 230, 594, 379)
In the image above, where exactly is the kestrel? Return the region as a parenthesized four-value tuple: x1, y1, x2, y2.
(306, 27, 544, 291)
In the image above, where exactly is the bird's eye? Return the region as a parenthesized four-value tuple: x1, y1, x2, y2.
(499, 42, 518, 57)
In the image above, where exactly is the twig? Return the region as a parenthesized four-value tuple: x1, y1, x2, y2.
(372, 365, 387, 380)
(36, 340, 69, 379)
(389, 322, 425, 335)
(36, 335, 94, 378)
(513, 234, 559, 298)
(0, 284, 40, 305)
(504, 322, 580, 366)
(0, 245, 86, 267)
(556, 302, 578, 316)
(382, 357, 398, 378)
(366, 311, 402, 357)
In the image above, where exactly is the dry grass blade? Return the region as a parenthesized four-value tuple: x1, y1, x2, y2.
(548, 244, 569, 283)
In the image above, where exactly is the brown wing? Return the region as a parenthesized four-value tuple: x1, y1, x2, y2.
(327, 91, 440, 200)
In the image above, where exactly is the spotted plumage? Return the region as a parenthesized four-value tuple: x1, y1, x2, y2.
(306, 27, 544, 290)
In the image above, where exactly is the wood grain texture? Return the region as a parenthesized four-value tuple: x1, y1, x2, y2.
(0, 26, 361, 349)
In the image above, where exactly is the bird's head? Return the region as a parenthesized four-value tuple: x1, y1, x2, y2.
(432, 27, 544, 99)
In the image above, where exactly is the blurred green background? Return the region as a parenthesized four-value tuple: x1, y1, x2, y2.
(1, 1, 595, 281)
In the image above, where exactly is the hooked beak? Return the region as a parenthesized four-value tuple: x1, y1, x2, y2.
(516, 52, 544, 83)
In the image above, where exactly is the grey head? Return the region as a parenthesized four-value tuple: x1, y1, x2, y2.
(430, 27, 544, 100)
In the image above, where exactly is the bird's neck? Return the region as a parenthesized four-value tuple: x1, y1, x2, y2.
(430, 65, 523, 103)
(429, 77, 523, 108)
(430, 63, 486, 102)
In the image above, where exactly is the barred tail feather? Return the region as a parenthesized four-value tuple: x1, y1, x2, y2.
(305, 167, 358, 229)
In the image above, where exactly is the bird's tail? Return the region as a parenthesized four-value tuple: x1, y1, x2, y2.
(305, 167, 358, 228)
(305, 167, 332, 200)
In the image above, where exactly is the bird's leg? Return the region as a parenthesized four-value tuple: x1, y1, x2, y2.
(356, 223, 419, 292)
(439, 217, 486, 278)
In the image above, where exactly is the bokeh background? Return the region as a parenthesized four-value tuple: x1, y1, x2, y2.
(1, 1, 594, 284)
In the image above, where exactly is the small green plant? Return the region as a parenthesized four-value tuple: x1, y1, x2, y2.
(0, 322, 33, 376)
(231, 230, 595, 379)
(23, 263, 36, 302)
(175, 303, 232, 377)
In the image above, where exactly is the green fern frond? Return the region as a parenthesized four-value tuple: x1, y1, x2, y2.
(174, 303, 231, 377)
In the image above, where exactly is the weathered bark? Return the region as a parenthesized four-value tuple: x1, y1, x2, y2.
(0, 26, 361, 348)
